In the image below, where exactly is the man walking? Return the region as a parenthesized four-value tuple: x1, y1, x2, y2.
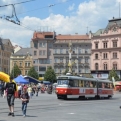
(4, 76, 17, 117)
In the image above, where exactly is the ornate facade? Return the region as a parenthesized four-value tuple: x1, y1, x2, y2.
(91, 18, 121, 78)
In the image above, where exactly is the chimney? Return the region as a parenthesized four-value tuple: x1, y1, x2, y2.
(113, 17, 115, 19)
(75, 33, 78, 35)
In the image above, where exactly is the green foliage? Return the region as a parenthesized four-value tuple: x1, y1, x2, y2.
(28, 66, 39, 79)
(108, 68, 119, 81)
(10, 64, 21, 78)
(44, 66, 56, 83)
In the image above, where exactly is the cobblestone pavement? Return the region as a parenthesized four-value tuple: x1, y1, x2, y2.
(0, 92, 121, 121)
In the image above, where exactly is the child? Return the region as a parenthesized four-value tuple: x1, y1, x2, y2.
(20, 88, 30, 117)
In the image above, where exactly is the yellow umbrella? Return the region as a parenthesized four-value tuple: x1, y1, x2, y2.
(0, 72, 10, 83)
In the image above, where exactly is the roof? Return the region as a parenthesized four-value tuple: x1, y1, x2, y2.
(24, 76, 39, 83)
(104, 18, 121, 32)
(13, 48, 32, 56)
(32, 31, 55, 40)
(92, 29, 105, 36)
(56, 34, 89, 40)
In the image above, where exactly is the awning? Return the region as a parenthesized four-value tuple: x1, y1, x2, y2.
(24, 76, 39, 84)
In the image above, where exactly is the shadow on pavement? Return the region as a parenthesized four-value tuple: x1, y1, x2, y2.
(15, 114, 37, 117)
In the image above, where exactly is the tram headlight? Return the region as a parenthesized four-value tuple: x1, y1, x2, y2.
(65, 90, 67, 93)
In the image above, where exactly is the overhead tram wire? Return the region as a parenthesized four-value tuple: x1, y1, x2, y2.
(17, 0, 74, 15)
(0, 0, 36, 7)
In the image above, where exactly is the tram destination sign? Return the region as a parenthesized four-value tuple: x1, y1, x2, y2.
(58, 77, 68, 79)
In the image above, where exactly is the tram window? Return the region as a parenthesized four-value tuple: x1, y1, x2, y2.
(89, 81, 93, 88)
(57, 80, 69, 85)
(79, 80, 84, 87)
(84, 81, 90, 87)
(110, 83, 113, 89)
(93, 82, 97, 88)
(74, 80, 79, 87)
(69, 80, 74, 87)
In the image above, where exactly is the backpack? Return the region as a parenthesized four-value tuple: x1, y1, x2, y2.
(7, 83, 15, 94)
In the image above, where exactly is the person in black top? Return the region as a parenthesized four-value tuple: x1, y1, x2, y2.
(4, 76, 17, 117)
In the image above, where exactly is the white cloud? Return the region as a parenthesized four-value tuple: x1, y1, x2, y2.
(0, 0, 121, 47)
(58, 0, 67, 3)
(68, 3, 75, 11)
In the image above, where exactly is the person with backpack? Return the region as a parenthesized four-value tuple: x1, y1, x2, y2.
(21, 87, 30, 117)
(4, 76, 17, 117)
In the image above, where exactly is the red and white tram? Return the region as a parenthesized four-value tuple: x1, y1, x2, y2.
(56, 75, 113, 100)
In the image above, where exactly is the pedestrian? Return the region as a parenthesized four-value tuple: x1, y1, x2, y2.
(27, 85, 32, 98)
(21, 87, 30, 117)
(3, 76, 17, 117)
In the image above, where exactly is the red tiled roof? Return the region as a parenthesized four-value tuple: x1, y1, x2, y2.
(56, 35, 89, 40)
(32, 32, 54, 40)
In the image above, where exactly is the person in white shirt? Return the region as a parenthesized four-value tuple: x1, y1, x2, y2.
(18, 84, 22, 98)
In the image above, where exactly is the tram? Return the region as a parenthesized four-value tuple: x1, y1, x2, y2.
(56, 75, 113, 100)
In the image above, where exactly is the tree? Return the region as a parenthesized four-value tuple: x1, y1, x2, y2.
(10, 64, 21, 78)
(44, 66, 56, 83)
(28, 66, 39, 79)
(108, 68, 119, 81)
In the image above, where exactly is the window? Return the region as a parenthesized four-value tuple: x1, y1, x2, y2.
(20, 62, 22, 67)
(34, 42, 38, 48)
(95, 54, 98, 59)
(113, 52, 117, 58)
(95, 43, 98, 49)
(55, 58, 58, 63)
(85, 66, 89, 73)
(39, 67, 46, 71)
(79, 48, 82, 53)
(103, 42, 107, 48)
(60, 49, 63, 54)
(33, 59, 38, 64)
(79, 58, 82, 63)
(39, 50, 42, 55)
(85, 57, 88, 63)
(66, 49, 68, 54)
(95, 63, 98, 70)
(48, 43, 53, 48)
(54, 49, 58, 54)
(104, 63, 108, 70)
(43, 50, 46, 55)
(113, 63, 117, 70)
(28, 63, 30, 67)
(79, 80, 84, 87)
(60, 58, 63, 63)
(103, 53, 108, 59)
(39, 42, 46, 47)
(34, 51, 37, 56)
(85, 49, 88, 53)
(113, 41, 117, 47)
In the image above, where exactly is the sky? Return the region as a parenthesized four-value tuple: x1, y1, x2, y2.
(0, 0, 121, 47)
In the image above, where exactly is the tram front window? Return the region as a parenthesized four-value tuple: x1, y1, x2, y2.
(57, 80, 69, 86)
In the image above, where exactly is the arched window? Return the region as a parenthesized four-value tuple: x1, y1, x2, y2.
(104, 63, 108, 70)
(95, 54, 98, 59)
(95, 63, 98, 70)
(113, 62, 117, 70)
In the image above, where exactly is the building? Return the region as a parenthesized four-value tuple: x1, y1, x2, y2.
(31, 31, 56, 77)
(0, 38, 13, 74)
(31, 31, 91, 77)
(91, 17, 121, 79)
(53, 34, 91, 76)
(10, 48, 33, 76)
